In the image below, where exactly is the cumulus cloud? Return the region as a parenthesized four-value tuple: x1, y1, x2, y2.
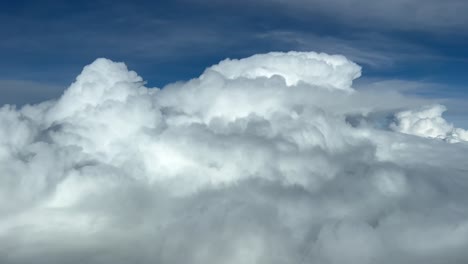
(392, 104, 468, 143)
(1, 51, 468, 264)
(209, 51, 361, 90)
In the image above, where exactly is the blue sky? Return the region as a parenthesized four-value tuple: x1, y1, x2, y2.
(1, 0, 467, 125)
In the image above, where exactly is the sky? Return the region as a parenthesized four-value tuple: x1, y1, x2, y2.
(1, 0, 468, 124)
(2, 1, 468, 264)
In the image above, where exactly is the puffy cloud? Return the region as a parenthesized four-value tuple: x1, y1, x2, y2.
(1, 51, 468, 264)
(392, 104, 468, 143)
(208, 51, 361, 90)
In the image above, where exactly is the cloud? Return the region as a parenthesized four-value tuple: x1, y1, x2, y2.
(1, 52, 468, 264)
(210, 0, 468, 33)
(209, 51, 361, 89)
(255, 31, 400, 68)
(391, 104, 468, 143)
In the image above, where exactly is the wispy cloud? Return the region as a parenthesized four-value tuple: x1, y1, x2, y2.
(200, 0, 468, 33)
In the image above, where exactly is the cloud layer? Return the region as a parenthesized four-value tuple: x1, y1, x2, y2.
(222, 0, 468, 32)
(1, 51, 468, 264)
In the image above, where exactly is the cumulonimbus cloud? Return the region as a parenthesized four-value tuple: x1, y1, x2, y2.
(1, 51, 468, 264)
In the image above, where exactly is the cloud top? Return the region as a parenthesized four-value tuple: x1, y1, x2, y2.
(208, 51, 361, 90)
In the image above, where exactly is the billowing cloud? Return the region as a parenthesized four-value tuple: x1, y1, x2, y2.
(1, 52, 468, 264)
(392, 104, 468, 143)
(209, 51, 361, 90)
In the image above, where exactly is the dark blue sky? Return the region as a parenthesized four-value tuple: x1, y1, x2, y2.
(1, 0, 468, 115)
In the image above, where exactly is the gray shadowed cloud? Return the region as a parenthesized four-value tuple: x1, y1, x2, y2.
(0, 80, 64, 106)
(354, 78, 468, 128)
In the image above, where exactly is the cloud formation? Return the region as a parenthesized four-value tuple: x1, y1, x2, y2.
(209, 52, 361, 90)
(392, 104, 468, 143)
(1, 51, 468, 264)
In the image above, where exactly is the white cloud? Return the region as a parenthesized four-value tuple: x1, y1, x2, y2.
(392, 104, 468, 143)
(1, 51, 468, 264)
(208, 51, 361, 90)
